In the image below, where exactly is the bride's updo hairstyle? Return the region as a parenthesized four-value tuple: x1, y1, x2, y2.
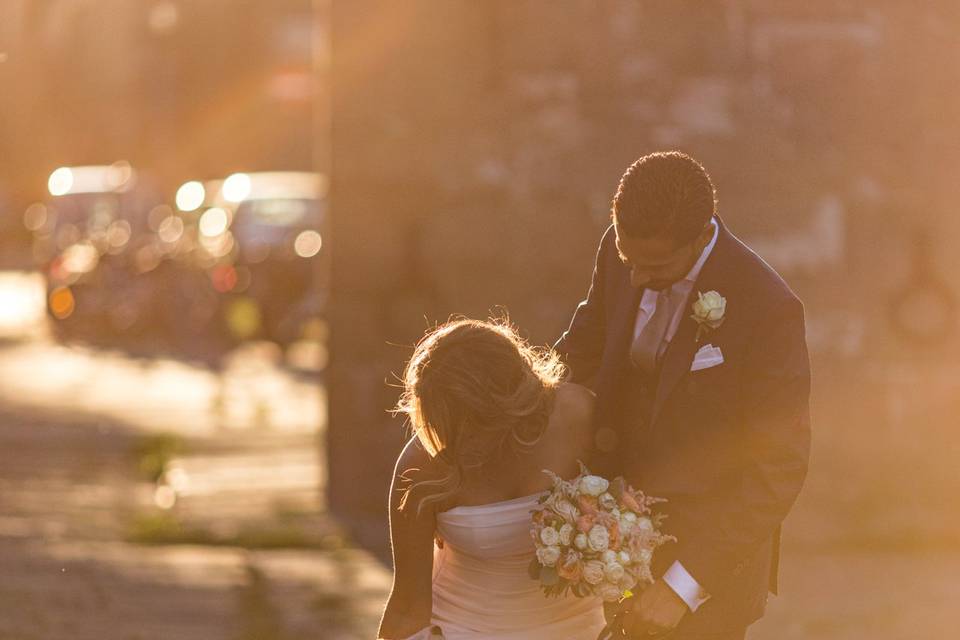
(396, 318, 566, 514)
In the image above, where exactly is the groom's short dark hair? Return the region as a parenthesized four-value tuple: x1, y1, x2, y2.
(612, 151, 717, 246)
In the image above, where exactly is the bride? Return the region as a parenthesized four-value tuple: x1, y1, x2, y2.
(378, 318, 607, 640)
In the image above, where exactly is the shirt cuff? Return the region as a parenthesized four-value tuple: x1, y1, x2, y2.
(662, 561, 711, 613)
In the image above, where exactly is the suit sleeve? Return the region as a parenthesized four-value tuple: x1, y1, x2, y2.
(670, 296, 811, 594)
(554, 226, 614, 385)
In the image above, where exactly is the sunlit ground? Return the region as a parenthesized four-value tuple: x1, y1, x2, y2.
(753, 547, 960, 639)
(0, 270, 389, 639)
(0, 334, 322, 437)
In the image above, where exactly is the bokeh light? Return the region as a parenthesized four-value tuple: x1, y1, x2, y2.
(294, 230, 322, 258)
(23, 203, 49, 232)
(175, 181, 206, 212)
(47, 167, 74, 196)
(199, 207, 230, 237)
(61, 242, 100, 274)
(134, 245, 162, 274)
(106, 161, 135, 191)
(225, 297, 262, 340)
(48, 286, 75, 319)
(153, 485, 176, 510)
(107, 220, 133, 250)
(199, 230, 235, 258)
(222, 173, 252, 203)
(211, 265, 238, 293)
(158, 215, 185, 244)
(148, 205, 175, 231)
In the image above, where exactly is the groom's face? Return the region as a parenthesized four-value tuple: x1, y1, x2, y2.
(615, 223, 713, 291)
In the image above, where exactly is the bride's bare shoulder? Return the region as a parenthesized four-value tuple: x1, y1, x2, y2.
(551, 382, 596, 439)
(554, 382, 596, 418)
(395, 436, 436, 478)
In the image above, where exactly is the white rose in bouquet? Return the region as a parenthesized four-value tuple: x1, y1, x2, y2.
(536, 545, 561, 567)
(618, 551, 631, 565)
(582, 560, 605, 585)
(619, 570, 638, 592)
(603, 561, 625, 583)
(635, 516, 654, 532)
(598, 492, 617, 511)
(552, 498, 579, 523)
(539, 527, 560, 547)
(587, 524, 610, 552)
(601, 550, 617, 564)
(558, 523, 574, 546)
(579, 475, 609, 497)
(574, 533, 588, 550)
(631, 547, 653, 566)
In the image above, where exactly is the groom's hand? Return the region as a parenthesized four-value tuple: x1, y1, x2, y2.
(625, 579, 688, 637)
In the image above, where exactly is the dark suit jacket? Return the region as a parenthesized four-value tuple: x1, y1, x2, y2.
(555, 219, 811, 633)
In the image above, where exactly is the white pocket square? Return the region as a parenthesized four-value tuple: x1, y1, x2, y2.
(691, 344, 724, 372)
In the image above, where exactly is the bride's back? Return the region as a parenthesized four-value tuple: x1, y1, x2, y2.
(450, 382, 595, 509)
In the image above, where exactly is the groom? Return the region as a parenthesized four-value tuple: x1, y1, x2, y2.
(556, 152, 811, 639)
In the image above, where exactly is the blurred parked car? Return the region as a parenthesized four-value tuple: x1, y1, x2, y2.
(168, 171, 327, 353)
(27, 163, 167, 344)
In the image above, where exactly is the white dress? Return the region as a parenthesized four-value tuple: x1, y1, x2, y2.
(429, 493, 606, 639)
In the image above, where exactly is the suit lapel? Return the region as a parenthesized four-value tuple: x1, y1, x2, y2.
(650, 222, 735, 426)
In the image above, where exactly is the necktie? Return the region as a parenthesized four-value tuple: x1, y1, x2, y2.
(631, 289, 673, 375)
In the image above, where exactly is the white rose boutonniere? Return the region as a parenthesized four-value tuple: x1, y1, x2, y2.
(691, 290, 726, 342)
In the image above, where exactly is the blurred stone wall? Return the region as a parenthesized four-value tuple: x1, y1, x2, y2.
(329, 0, 960, 555)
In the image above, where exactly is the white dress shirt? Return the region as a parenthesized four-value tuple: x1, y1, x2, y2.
(632, 218, 719, 350)
(632, 217, 718, 612)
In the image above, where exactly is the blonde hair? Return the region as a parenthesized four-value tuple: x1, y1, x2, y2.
(395, 318, 566, 514)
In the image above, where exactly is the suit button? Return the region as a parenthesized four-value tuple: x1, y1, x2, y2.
(732, 561, 746, 577)
(595, 427, 618, 453)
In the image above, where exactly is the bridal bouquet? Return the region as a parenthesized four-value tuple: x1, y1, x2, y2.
(528, 463, 674, 602)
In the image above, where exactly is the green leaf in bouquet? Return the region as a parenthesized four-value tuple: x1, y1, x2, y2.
(540, 565, 559, 586)
(528, 556, 542, 580)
